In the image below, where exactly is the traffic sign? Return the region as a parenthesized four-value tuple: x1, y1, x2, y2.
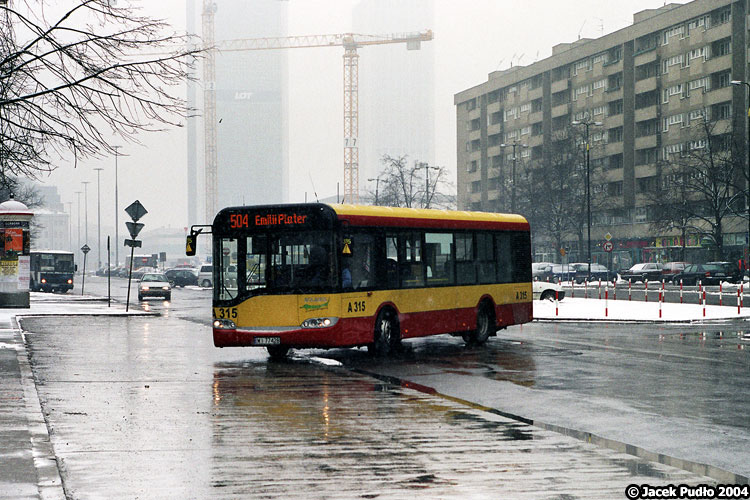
(603, 241, 614, 252)
(124, 239, 142, 248)
(125, 221, 144, 239)
(605, 232, 612, 241)
(124, 200, 148, 222)
(80, 244, 90, 254)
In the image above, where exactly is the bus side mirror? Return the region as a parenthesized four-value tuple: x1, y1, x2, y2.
(75, 264, 78, 272)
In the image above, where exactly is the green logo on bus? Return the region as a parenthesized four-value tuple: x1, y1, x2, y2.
(301, 298, 329, 311)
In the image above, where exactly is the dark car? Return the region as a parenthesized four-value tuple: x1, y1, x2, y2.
(550, 264, 577, 283)
(570, 262, 614, 283)
(532, 262, 554, 282)
(661, 262, 689, 278)
(620, 262, 663, 282)
(164, 268, 199, 287)
(672, 262, 742, 285)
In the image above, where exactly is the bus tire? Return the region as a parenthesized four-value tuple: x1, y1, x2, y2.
(201, 279, 211, 287)
(369, 309, 400, 356)
(463, 302, 494, 346)
(267, 345, 290, 360)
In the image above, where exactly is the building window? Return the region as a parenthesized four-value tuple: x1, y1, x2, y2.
(608, 127, 623, 143)
(663, 84, 683, 103)
(711, 38, 731, 58)
(634, 207, 648, 223)
(607, 154, 623, 170)
(635, 90, 658, 109)
(636, 119, 658, 138)
(532, 122, 543, 136)
(711, 102, 731, 120)
(471, 181, 482, 193)
(593, 79, 607, 90)
(608, 100, 623, 116)
(574, 85, 591, 100)
(663, 113, 684, 131)
(662, 54, 684, 73)
(662, 25, 685, 45)
(636, 148, 658, 165)
(467, 160, 478, 173)
(636, 61, 659, 81)
(663, 143, 685, 157)
(637, 176, 657, 193)
(688, 77, 709, 93)
(520, 126, 531, 136)
(592, 105, 606, 116)
(608, 181, 623, 196)
(520, 103, 531, 113)
(712, 70, 731, 89)
(688, 108, 706, 122)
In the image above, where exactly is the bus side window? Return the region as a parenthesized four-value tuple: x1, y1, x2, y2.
(477, 233, 496, 284)
(385, 235, 399, 288)
(496, 233, 513, 283)
(425, 232, 454, 285)
(455, 233, 476, 285)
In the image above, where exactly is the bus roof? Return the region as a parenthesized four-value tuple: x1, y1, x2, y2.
(331, 204, 529, 231)
(214, 203, 529, 232)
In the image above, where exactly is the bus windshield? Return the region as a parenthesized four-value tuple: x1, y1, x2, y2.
(38, 254, 74, 273)
(217, 230, 334, 301)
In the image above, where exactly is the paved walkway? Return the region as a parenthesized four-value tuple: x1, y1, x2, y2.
(0, 294, 152, 500)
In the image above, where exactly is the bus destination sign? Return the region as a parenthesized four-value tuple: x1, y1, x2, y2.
(230, 212, 309, 229)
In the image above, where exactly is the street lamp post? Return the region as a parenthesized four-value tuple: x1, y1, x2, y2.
(500, 142, 528, 213)
(367, 176, 381, 205)
(113, 146, 121, 266)
(731, 80, 750, 274)
(81, 181, 90, 246)
(572, 116, 602, 281)
(93, 168, 104, 269)
(74, 191, 82, 259)
(417, 163, 440, 209)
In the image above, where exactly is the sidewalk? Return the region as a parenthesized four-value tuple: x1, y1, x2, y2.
(0, 293, 153, 500)
(534, 295, 750, 323)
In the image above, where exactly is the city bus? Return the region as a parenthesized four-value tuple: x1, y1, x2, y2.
(189, 203, 532, 359)
(29, 250, 76, 293)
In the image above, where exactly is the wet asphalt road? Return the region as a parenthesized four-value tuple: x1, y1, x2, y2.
(18, 276, 750, 498)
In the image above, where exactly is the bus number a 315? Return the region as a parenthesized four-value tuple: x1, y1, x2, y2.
(215, 307, 237, 319)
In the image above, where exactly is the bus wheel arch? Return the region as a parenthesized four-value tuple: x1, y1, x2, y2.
(368, 305, 400, 356)
(463, 298, 496, 346)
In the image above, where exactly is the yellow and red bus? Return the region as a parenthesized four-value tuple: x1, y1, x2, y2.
(192, 203, 532, 358)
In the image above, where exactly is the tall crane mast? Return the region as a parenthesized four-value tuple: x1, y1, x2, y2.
(200, 5, 433, 222)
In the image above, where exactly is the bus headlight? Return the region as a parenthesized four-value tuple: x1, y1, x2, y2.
(141, 286, 149, 291)
(301, 317, 338, 329)
(41, 278, 47, 284)
(67, 279, 73, 284)
(213, 319, 236, 329)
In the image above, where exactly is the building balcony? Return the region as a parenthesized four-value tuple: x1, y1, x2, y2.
(703, 20, 732, 44)
(604, 142, 623, 156)
(635, 135, 657, 149)
(703, 53, 731, 75)
(635, 77, 657, 94)
(604, 114, 624, 128)
(487, 101, 501, 113)
(633, 47, 657, 64)
(635, 105, 657, 122)
(528, 86, 543, 101)
(551, 102, 570, 118)
(529, 110, 542, 123)
(704, 85, 732, 106)
(551, 79, 569, 94)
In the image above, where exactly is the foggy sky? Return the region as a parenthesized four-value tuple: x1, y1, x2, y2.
(41, 0, 685, 235)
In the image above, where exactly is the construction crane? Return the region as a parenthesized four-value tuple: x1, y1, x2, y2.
(201, 2, 433, 223)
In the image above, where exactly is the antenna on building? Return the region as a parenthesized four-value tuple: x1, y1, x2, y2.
(578, 19, 586, 40)
(495, 58, 505, 70)
(510, 52, 517, 67)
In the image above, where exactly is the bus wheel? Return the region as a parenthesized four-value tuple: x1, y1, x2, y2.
(369, 310, 400, 356)
(267, 345, 290, 360)
(463, 303, 494, 346)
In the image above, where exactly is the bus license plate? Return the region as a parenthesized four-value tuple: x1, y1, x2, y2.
(254, 336, 281, 346)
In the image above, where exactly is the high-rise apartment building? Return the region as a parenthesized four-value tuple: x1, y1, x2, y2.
(455, 0, 745, 266)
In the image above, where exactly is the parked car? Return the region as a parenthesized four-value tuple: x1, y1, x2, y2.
(164, 268, 199, 287)
(137, 273, 172, 301)
(533, 280, 565, 301)
(672, 262, 742, 285)
(550, 264, 577, 283)
(619, 263, 663, 282)
(532, 262, 554, 282)
(570, 262, 614, 283)
(198, 264, 213, 287)
(662, 262, 689, 278)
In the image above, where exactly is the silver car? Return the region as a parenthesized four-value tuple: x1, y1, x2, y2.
(138, 273, 172, 301)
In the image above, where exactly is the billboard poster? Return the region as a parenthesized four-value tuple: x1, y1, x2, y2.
(17, 255, 29, 291)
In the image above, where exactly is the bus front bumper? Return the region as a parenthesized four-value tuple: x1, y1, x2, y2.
(212, 317, 372, 349)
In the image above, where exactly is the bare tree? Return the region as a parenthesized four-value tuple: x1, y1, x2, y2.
(374, 154, 454, 209)
(0, 0, 200, 181)
(651, 115, 742, 261)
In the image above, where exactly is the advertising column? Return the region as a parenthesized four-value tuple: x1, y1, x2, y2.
(0, 199, 33, 308)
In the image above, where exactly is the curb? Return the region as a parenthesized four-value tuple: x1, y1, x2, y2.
(13, 317, 65, 500)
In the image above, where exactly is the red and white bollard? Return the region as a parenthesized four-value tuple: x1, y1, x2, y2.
(605, 283, 609, 317)
(738, 288, 741, 315)
(719, 283, 723, 306)
(645, 279, 648, 303)
(741, 284, 744, 309)
(703, 290, 707, 317)
(555, 289, 559, 316)
(680, 279, 683, 304)
(598, 279, 602, 300)
(585, 280, 588, 299)
(628, 279, 632, 301)
(659, 288, 663, 318)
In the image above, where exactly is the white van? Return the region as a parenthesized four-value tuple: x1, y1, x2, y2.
(198, 264, 212, 287)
